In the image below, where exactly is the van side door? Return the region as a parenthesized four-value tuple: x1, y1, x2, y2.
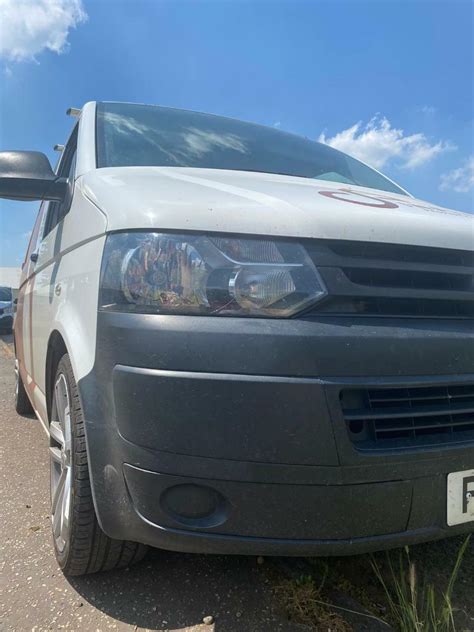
(15, 200, 49, 397)
(27, 128, 78, 421)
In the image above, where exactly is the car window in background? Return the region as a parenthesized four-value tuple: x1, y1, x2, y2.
(96, 102, 407, 196)
(0, 287, 12, 302)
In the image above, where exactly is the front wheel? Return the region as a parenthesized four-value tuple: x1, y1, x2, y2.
(49, 354, 147, 575)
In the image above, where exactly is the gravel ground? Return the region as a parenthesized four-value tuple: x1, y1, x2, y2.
(0, 335, 302, 632)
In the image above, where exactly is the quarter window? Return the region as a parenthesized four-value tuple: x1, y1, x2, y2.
(43, 126, 78, 239)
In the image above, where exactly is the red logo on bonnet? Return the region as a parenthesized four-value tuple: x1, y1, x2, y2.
(319, 190, 399, 209)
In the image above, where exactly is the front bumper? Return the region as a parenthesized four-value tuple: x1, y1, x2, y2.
(78, 311, 474, 555)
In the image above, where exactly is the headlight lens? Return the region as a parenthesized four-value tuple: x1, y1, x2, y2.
(99, 232, 326, 317)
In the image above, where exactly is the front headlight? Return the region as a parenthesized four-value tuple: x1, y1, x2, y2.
(99, 232, 326, 318)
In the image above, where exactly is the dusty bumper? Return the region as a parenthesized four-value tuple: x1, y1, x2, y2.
(78, 312, 474, 554)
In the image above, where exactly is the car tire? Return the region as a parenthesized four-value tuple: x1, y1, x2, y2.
(49, 353, 147, 575)
(14, 358, 34, 415)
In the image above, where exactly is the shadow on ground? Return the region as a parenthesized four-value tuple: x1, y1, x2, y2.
(67, 549, 299, 631)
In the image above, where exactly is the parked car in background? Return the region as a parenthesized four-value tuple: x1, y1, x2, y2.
(0, 286, 13, 332)
(0, 102, 473, 576)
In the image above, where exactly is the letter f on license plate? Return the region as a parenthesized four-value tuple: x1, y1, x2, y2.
(447, 469, 474, 526)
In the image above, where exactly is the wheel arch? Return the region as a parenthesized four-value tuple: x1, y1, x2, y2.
(45, 330, 69, 424)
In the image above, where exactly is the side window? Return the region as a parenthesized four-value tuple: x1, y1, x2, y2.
(42, 202, 60, 239)
(23, 202, 48, 271)
(42, 125, 78, 239)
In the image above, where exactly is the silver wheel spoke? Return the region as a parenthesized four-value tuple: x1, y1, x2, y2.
(52, 500, 62, 537)
(63, 408, 71, 455)
(54, 381, 65, 425)
(61, 469, 71, 532)
(51, 467, 67, 513)
(49, 421, 65, 447)
(49, 446, 62, 464)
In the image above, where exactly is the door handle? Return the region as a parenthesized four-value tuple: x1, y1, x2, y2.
(30, 253, 38, 263)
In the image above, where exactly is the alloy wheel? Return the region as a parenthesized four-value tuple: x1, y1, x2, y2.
(50, 373, 73, 553)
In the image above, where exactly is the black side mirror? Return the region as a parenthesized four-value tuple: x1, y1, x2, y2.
(0, 151, 68, 202)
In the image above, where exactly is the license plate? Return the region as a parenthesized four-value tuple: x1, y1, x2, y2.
(447, 469, 474, 526)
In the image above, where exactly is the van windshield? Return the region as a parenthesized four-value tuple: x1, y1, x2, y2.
(0, 287, 12, 302)
(96, 102, 406, 196)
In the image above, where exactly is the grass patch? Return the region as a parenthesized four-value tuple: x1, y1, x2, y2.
(275, 573, 353, 631)
(371, 536, 471, 632)
(273, 536, 472, 630)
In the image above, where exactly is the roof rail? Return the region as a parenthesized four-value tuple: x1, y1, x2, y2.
(66, 107, 81, 117)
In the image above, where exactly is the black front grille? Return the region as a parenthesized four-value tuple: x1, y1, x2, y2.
(341, 383, 474, 450)
(304, 240, 474, 319)
(342, 267, 472, 291)
(317, 297, 474, 318)
(327, 240, 473, 267)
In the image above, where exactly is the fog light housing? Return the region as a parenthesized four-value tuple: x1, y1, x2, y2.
(160, 484, 229, 528)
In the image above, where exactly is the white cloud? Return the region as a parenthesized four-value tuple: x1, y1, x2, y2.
(319, 116, 454, 170)
(439, 156, 474, 194)
(416, 105, 437, 115)
(0, 0, 87, 62)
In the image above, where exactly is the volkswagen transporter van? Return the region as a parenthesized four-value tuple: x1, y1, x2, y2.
(0, 102, 473, 575)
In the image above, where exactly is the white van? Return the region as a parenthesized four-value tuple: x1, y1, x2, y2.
(1, 102, 473, 575)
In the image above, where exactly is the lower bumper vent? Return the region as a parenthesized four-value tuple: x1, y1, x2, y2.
(341, 383, 474, 450)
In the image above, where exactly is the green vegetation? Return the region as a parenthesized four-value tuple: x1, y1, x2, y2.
(274, 537, 472, 631)
(372, 536, 471, 632)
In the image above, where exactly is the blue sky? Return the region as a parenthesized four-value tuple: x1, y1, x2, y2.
(0, 0, 473, 267)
